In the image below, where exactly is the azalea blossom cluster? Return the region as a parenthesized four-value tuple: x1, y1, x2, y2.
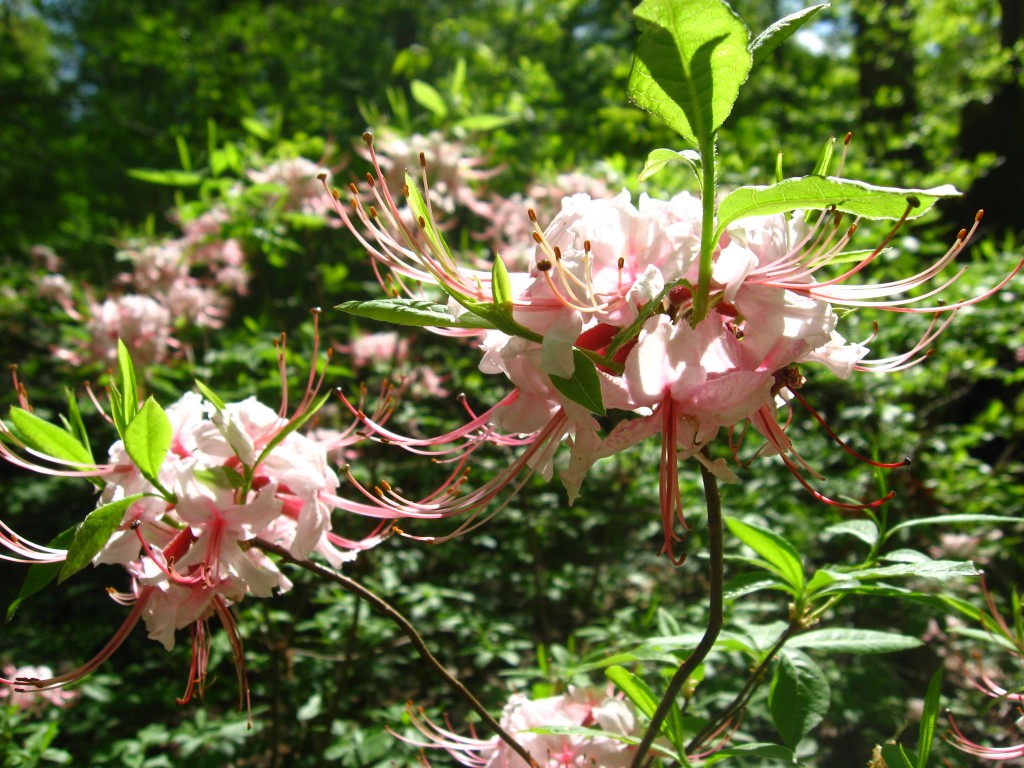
(34, 156, 336, 370)
(361, 128, 500, 219)
(0, 335, 389, 706)
(327, 134, 1020, 563)
(406, 687, 641, 767)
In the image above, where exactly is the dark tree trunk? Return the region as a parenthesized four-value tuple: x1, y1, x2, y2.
(851, 0, 926, 167)
(958, 0, 1024, 234)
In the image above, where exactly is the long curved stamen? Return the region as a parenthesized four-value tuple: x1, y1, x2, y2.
(787, 390, 910, 469)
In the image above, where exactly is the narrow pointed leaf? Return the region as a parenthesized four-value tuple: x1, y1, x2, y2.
(410, 79, 448, 119)
(116, 339, 139, 432)
(7, 408, 94, 468)
(336, 298, 494, 329)
(491, 254, 514, 309)
(810, 136, 836, 177)
(404, 172, 454, 262)
(639, 148, 701, 184)
(629, 0, 752, 146)
(123, 397, 171, 486)
(725, 517, 804, 592)
(194, 379, 227, 411)
(717, 176, 960, 235)
(787, 628, 923, 654)
(606, 665, 660, 719)
(126, 168, 204, 187)
(886, 513, 1022, 539)
(550, 350, 606, 416)
(749, 4, 830, 69)
(917, 669, 942, 768)
(254, 388, 335, 469)
(59, 494, 144, 582)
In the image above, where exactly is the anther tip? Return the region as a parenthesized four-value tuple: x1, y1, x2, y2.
(361, 131, 374, 145)
(976, 209, 984, 221)
(419, 151, 427, 168)
(528, 208, 538, 222)
(844, 131, 853, 144)
(316, 172, 327, 182)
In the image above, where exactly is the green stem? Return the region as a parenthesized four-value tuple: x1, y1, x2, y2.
(253, 539, 540, 768)
(630, 450, 725, 768)
(692, 137, 718, 324)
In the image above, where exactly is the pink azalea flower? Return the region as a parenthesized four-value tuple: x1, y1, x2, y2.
(327, 138, 1021, 561)
(404, 687, 640, 767)
(1, 318, 389, 707)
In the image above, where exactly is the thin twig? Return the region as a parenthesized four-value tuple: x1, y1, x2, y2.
(253, 538, 540, 768)
(630, 451, 725, 768)
(687, 624, 797, 752)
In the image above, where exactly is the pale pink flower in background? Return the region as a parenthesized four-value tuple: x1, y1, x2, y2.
(34, 273, 76, 315)
(364, 128, 501, 217)
(405, 687, 640, 767)
(166, 281, 230, 329)
(122, 241, 187, 293)
(1, 665, 78, 711)
(338, 330, 410, 369)
(29, 244, 62, 273)
(67, 294, 175, 368)
(248, 157, 336, 218)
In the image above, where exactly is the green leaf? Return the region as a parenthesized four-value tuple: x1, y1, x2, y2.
(804, 569, 836, 596)
(629, 0, 752, 147)
(886, 514, 1022, 539)
(606, 665, 660, 720)
(253, 388, 335, 470)
(550, 350, 606, 416)
(824, 519, 878, 547)
(606, 666, 686, 758)
(724, 571, 786, 600)
(749, 4, 830, 69)
(788, 628, 923, 654)
(769, 651, 830, 749)
(194, 380, 227, 411)
(828, 559, 978, 583)
(241, 117, 274, 141)
(7, 408, 94, 468)
(124, 397, 172, 488)
(126, 168, 204, 186)
(491, 254, 514, 310)
(410, 79, 448, 119)
(454, 114, 519, 131)
(725, 517, 804, 593)
(62, 387, 94, 467)
(336, 298, 494, 330)
(7, 525, 76, 620)
(112, 339, 139, 436)
(704, 742, 798, 766)
(881, 744, 915, 768)
(404, 171, 455, 263)
(59, 494, 145, 582)
(917, 669, 942, 768)
(810, 136, 836, 177)
(638, 148, 701, 184)
(716, 177, 960, 236)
